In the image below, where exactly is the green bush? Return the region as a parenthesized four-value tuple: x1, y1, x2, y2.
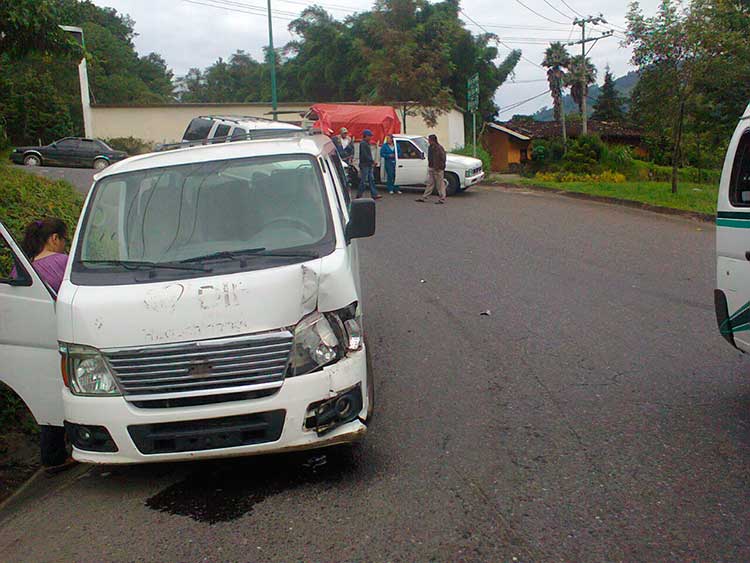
(531, 139, 565, 163)
(0, 167, 83, 271)
(632, 160, 721, 184)
(453, 144, 492, 174)
(561, 135, 606, 174)
(104, 136, 155, 155)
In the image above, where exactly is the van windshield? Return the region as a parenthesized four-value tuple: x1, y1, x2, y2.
(72, 155, 333, 284)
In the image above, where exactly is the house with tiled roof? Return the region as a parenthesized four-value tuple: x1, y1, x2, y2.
(482, 119, 646, 172)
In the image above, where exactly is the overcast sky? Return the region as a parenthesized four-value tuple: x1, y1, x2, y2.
(92, 0, 661, 115)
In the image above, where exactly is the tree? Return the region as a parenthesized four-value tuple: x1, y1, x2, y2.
(591, 66, 625, 122)
(542, 42, 570, 123)
(626, 0, 699, 193)
(564, 55, 597, 115)
(0, 0, 79, 57)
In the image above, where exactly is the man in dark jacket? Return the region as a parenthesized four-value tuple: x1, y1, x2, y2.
(357, 129, 381, 199)
(416, 134, 447, 204)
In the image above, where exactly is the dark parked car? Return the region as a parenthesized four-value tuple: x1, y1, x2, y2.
(10, 137, 128, 170)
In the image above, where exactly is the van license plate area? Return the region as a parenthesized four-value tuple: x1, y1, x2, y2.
(128, 410, 285, 454)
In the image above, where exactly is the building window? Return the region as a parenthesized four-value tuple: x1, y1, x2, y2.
(520, 148, 528, 162)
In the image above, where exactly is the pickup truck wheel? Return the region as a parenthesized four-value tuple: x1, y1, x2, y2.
(445, 172, 460, 196)
(93, 158, 109, 170)
(23, 154, 41, 167)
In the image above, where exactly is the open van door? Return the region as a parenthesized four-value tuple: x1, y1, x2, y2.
(716, 103, 750, 352)
(0, 222, 63, 425)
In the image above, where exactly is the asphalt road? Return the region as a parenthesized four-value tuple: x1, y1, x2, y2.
(1, 185, 748, 562)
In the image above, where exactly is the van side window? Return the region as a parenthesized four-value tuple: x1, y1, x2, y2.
(183, 118, 213, 141)
(213, 124, 231, 141)
(0, 235, 30, 286)
(730, 131, 750, 207)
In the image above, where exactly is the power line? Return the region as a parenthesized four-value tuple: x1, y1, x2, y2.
(497, 90, 552, 114)
(541, 0, 574, 21)
(558, 0, 585, 18)
(459, 9, 545, 69)
(511, 0, 570, 25)
(180, 0, 298, 20)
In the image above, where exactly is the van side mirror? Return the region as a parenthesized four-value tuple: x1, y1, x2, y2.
(420, 152, 425, 159)
(345, 199, 376, 242)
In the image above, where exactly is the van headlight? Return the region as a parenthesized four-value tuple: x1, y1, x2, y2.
(287, 304, 363, 377)
(59, 343, 121, 396)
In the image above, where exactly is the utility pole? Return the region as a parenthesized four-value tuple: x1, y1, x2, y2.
(569, 16, 612, 135)
(266, 0, 278, 121)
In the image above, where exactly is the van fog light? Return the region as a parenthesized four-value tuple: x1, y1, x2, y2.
(305, 384, 363, 436)
(64, 422, 118, 453)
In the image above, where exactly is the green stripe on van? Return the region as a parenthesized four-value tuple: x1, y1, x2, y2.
(716, 218, 750, 228)
(717, 211, 750, 219)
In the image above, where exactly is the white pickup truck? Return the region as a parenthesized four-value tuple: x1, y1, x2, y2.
(359, 135, 484, 196)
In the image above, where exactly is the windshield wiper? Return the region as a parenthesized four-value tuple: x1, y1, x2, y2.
(80, 259, 211, 272)
(180, 248, 319, 264)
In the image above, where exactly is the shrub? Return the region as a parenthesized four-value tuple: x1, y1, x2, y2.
(534, 170, 626, 183)
(104, 137, 155, 155)
(453, 144, 492, 174)
(531, 139, 565, 163)
(561, 135, 606, 174)
(0, 167, 83, 272)
(631, 160, 721, 184)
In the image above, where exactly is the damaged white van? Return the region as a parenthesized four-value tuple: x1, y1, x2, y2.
(0, 130, 376, 464)
(716, 102, 750, 352)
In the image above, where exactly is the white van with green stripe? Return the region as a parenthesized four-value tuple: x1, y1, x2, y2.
(716, 101, 750, 352)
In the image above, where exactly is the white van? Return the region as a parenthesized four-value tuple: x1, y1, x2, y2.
(0, 131, 376, 464)
(716, 102, 750, 352)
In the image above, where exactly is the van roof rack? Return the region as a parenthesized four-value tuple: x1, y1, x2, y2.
(155, 127, 326, 152)
(197, 115, 280, 124)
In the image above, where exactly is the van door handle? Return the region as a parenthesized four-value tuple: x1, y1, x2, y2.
(398, 165, 403, 168)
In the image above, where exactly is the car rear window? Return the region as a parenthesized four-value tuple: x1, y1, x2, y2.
(183, 118, 213, 141)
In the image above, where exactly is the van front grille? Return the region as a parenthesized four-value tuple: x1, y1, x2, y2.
(103, 331, 293, 401)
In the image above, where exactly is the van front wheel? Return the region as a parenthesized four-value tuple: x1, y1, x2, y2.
(445, 172, 460, 196)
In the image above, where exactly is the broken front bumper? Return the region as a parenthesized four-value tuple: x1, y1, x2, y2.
(63, 348, 370, 464)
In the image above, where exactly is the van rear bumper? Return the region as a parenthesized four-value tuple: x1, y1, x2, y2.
(64, 348, 369, 464)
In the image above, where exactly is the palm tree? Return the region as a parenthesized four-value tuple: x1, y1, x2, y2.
(542, 42, 571, 143)
(565, 55, 597, 116)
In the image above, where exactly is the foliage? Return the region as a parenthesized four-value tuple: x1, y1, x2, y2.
(602, 145, 634, 171)
(535, 170, 627, 183)
(625, 0, 749, 192)
(0, 1, 175, 145)
(632, 159, 721, 184)
(541, 42, 571, 124)
(564, 55, 597, 115)
(514, 176, 718, 215)
(0, 383, 38, 435)
(0, 166, 83, 262)
(0, 0, 81, 58)
(530, 139, 565, 163)
(453, 144, 491, 173)
(560, 134, 606, 173)
(179, 1, 520, 126)
(591, 67, 626, 122)
(104, 137, 154, 155)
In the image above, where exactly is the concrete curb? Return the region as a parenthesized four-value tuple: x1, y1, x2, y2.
(488, 181, 716, 223)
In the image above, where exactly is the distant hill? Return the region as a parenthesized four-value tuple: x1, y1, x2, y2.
(533, 70, 639, 122)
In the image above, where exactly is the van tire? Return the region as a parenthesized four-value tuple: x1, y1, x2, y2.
(445, 172, 460, 196)
(40, 425, 68, 467)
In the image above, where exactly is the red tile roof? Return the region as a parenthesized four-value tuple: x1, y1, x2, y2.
(500, 119, 643, 141)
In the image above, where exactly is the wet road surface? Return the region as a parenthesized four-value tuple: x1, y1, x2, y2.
(0, 185, 747, 562)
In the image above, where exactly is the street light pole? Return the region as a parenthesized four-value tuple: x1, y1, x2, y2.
(266, 0, 278, 121)
(60, 26, 93, 138)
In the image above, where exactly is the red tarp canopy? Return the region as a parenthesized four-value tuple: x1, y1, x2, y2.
(311, 104, 401, 143)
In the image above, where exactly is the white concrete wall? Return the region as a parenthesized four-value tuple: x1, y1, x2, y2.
(90, 103, 465, 148)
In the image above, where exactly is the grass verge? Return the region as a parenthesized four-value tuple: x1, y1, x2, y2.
(498, 176, 718, 216)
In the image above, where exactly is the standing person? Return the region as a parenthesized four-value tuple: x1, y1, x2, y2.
(332, 127, 354, 164)
(416, 134, 447, 204)
(19, 217, 69, 295)
(357, 129, 381, 200)
(380, 135, 402, 194)
(16, 218, 72, 469)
